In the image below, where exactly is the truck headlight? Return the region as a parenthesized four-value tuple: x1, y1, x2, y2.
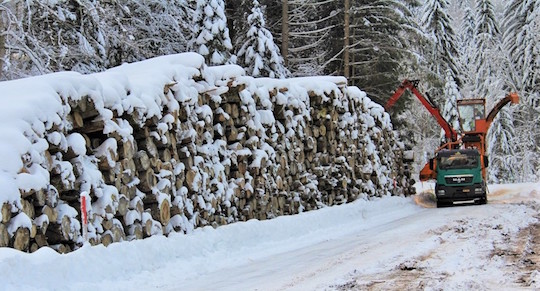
(437, 190, 445, 195)
(475, 188, 483, 193)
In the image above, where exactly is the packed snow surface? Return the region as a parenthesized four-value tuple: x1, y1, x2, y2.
(0, 183, 538, 290)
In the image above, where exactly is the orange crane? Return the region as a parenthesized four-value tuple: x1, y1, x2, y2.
(386, 79, 519, 206)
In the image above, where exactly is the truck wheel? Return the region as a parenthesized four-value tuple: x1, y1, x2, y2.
(480, 195, 488, 205)
(436, 200, 449, 208)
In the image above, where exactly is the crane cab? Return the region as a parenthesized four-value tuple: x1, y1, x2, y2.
(457, 99, 486, 133)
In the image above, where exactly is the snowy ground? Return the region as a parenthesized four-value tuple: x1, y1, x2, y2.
(0, 183, 538, 291)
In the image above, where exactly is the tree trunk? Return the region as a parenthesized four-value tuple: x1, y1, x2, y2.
(343, 0, 350, 78)
(281, 0, 289, 66)
(0, 19, 4, 79)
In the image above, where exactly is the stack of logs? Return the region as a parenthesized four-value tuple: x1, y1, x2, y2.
(0, 77, 414, 253)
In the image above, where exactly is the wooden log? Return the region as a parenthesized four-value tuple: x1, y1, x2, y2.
(150, 199, 171, 226)
(1, 203, 11, 223)
(79, 118, 105, 134)
(127, 223, 143, 240)
(102, 218, 113, 231)
(29, 242, 39, 253)
(29, 220, 40, 238)
(159, 148, 172, 163)
(117, 194, 129, 217)
(120, 138, 137, 160)
(46, 215, 71, 243)
(40, 205, 58, 224)
(120, 184, 138, 200)
(185, 168, 200, 192)
(153, 131, 171, 149)
(134, 150, 151, 171)
(50, 243, 71, 254)
(12, 227, 30, 251)
(71, 111, 85, 129)
(111, 219, 126, 243)
(138, 168, 156, 192)
(129, 196, 144, 214)
(34, 233, 48, 247)
(34, 214, 49, 235)
(0, 223, 9, 247)
(121, 158, 137, 185)
(142, 214, 161, 238)
(140, 136, 159, 158)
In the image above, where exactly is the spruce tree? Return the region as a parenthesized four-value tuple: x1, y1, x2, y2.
(500, 0, 540, 182)
(488, 106, 516, 183)
(441, 70, 461, 137)
(191, 0, 235, 65)
(421, 0, 461, 87)
(457, 4, 477, 95)
(473, 0, 501, 97)
(346, 0, 421, 106)
(236, 0, 289, 78)
(100, 0, 192, 68)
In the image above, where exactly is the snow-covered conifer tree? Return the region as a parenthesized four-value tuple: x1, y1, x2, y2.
(236, 0, 289, 78)
(488, 107, 516, 183)
(520, 0, 540, 95)
(441, 70, 461, 138)
(0, 0, 107, 78)
(501, 0, 540, 95)
(421, 0, 461, 87)
(457, 4, 476, 94)
(499, 0, 540, 182)
(191, 0, 235, 65)
(473, 0, 502, 97)
(100, 0, 192, 68)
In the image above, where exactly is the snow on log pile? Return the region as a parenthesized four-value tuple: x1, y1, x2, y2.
(0, 53, 414, 253)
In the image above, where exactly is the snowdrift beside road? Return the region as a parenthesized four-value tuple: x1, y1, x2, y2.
(0, 53, 414, 252)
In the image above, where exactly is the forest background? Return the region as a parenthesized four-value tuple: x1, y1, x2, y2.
(0, 0, 538, 183)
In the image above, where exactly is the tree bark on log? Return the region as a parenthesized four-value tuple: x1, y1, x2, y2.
(12, 227, 30, 251)
(1, 203, 11, 223)
(0, 224, 9, 247)
(46, 215, 72, 243)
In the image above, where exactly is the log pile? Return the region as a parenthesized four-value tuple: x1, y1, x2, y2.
(0, 56, 414, 253)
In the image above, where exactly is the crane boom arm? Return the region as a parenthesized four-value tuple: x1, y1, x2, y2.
(385, 79, 458, 142)
(486, 93, 519, 123)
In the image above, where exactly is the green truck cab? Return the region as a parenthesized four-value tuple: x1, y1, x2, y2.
(433, 149, 488, 207)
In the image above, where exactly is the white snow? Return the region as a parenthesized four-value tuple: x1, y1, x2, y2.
(0, 183, 537, 291)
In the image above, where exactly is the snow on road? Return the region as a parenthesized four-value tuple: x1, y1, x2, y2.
(0, 183, 538, 291)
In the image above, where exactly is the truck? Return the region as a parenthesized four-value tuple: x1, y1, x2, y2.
(432, 148, 487, 207)
(385, 80, 518, 207)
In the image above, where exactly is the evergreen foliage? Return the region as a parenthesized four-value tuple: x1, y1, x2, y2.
(190, 0, 235, 65)
(473, 0, 501, 97)
(236, 0, 289, 78)
(420, 0, 461, 87)
(441, 70, 461, 136)
(100, 0, 192, 68)
(346, 0, 422, 106)
(0, 0, 107, 78)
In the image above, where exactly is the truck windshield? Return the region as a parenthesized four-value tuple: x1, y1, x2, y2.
(438, 153, 478, 169)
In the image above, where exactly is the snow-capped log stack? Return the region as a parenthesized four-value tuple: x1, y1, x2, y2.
(0, 53, 414, 252)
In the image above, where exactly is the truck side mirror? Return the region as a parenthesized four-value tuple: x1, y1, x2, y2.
(429, 158, 434, 170)
(483, 156, 489, 167)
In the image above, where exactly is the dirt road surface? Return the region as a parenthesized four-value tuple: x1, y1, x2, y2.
(176, 183, 539, 291)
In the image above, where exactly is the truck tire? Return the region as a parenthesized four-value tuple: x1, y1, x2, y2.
(480, 194, 488, 205)
(436, 200, 450, 208)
